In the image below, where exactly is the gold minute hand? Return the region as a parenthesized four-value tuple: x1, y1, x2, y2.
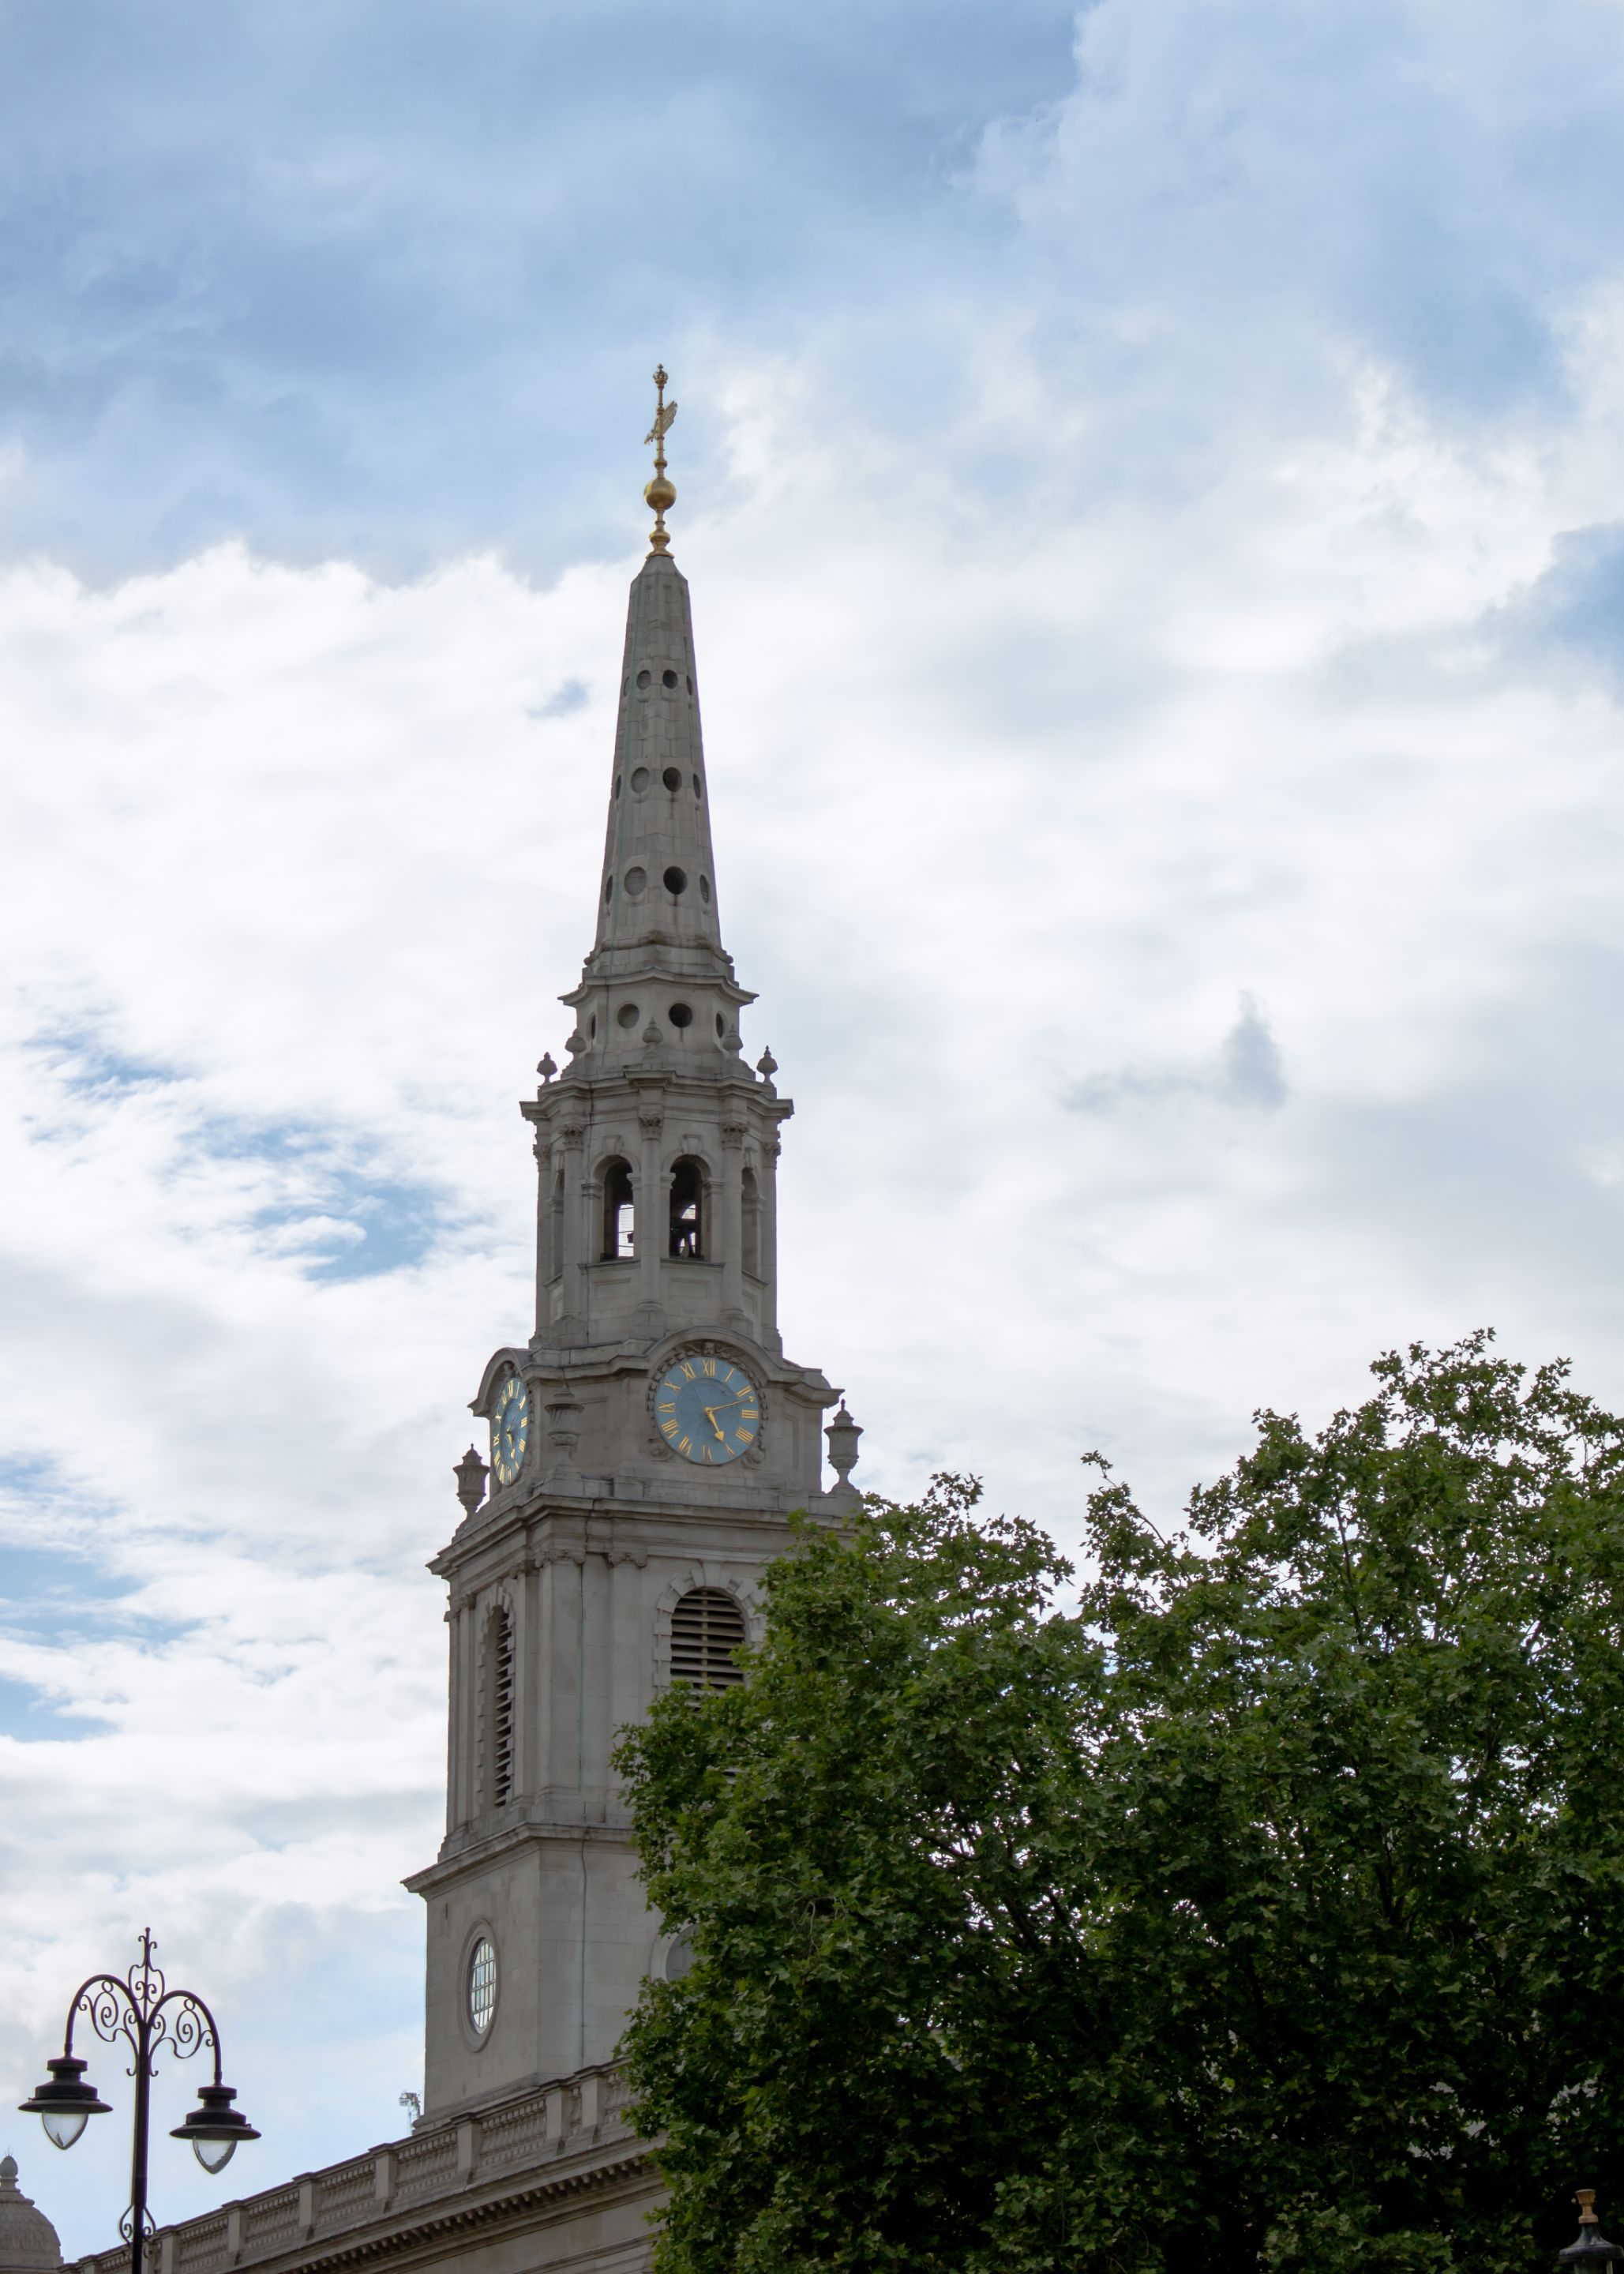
(702, 1394, 752, 1439)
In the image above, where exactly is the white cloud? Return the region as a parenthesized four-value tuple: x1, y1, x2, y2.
(8, 0, 1624, 2251)
(6, 356, 1624, 2249)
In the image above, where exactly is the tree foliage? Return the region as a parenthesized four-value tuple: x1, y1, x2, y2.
(616, 1336, 1624, 2274)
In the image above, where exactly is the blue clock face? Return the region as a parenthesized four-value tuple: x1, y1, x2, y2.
(655, 1355, 759, 1465)
(491, 1374, 530, 1487)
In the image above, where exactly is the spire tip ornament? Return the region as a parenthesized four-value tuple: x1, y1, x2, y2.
(643, 365, 677, 553)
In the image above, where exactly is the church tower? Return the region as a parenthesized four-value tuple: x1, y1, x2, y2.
(407, 375, 862, 2121)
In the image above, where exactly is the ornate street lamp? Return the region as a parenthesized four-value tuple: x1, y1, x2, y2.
(18, 1930, 258, 2274)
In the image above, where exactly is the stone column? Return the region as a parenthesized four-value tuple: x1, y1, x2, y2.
(558, 1121, 587, 1338)
(636, 1105, 665, 1329)
(532, 1136, 546, 1336)
(761, 1133, 782, 1349)
(720, 1120, 747, 1329)
(447, 1594, 475, 1836)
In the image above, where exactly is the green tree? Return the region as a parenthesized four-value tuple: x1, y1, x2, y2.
(617, 1336, 1624, 2274)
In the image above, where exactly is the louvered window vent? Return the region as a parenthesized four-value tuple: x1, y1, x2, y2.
(670, 1588, 745, 1694)
(491, 1611, 515, 1807)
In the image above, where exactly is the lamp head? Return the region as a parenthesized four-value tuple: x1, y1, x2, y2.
(18, 2055, 111, 2150)
(171, 2081, 260, 2175)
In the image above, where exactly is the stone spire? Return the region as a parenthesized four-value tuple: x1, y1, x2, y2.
(559, 369, 752, 1074)
(0, 2157, 63, 2273)
(591, 548, 726, 970)
(415, 374, 849, 2118)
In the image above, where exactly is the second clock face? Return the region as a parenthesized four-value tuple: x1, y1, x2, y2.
(655, 1356, 759, 1465)
(491, 1373, 531, 1487)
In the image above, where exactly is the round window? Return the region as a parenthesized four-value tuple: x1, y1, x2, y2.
(668, 1003, 693, 1029)
(617, 1002, 640, 1029)
(467, 1938, 497, 2036)
(663, 866, 688, 895)
(664, 1933, 695, 1981)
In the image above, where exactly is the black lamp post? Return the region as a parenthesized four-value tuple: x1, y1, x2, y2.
(18, 1929, 259, 2274)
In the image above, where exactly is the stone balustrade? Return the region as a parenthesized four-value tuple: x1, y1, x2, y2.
(76, 2064, 639, 2274)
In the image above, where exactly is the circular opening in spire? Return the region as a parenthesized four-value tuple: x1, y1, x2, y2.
(662, 767, 681, 792)
(614, 776, 622, 797)
(715, 1013, 725, 1038)
(617, 1003, 640, 1029)
(631, 767, 650, 794)
(663, 866, 688, 895)
(636, 669, 651, 691)
(603, 876, 613, 901)
(686, 676, 693, 693)
(589, 1015, 597, 1038)
(624, 867, 647, 899)
(699, 875, 711, 904)
(668, 1004, 693, 1029)
(662, 669, 678, 689)
(692, 774, 703, 798)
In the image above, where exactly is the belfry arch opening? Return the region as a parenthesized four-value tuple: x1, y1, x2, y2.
(602, 1159, 635, 1259)
(669, 1158, 703, 1259)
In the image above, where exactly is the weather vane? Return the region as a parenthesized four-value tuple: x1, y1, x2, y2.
(643, 364, 677, 553)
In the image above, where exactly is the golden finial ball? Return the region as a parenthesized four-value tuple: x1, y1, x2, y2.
(644, 472, 676, 514)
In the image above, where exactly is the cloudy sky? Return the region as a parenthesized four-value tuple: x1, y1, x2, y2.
(6, 0, 1624, 2248)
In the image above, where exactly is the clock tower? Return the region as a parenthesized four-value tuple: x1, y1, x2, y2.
(407, 374, 862, 2122)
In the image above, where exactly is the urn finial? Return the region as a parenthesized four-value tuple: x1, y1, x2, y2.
(453, 1445, 489, 1520)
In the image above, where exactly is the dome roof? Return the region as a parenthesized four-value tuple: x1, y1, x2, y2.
(0, 2157, 62, 2272)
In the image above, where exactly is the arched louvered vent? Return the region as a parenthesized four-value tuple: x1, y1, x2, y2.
(669, 1587, 746, 1694)
(490, 1610, 515, 1807)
